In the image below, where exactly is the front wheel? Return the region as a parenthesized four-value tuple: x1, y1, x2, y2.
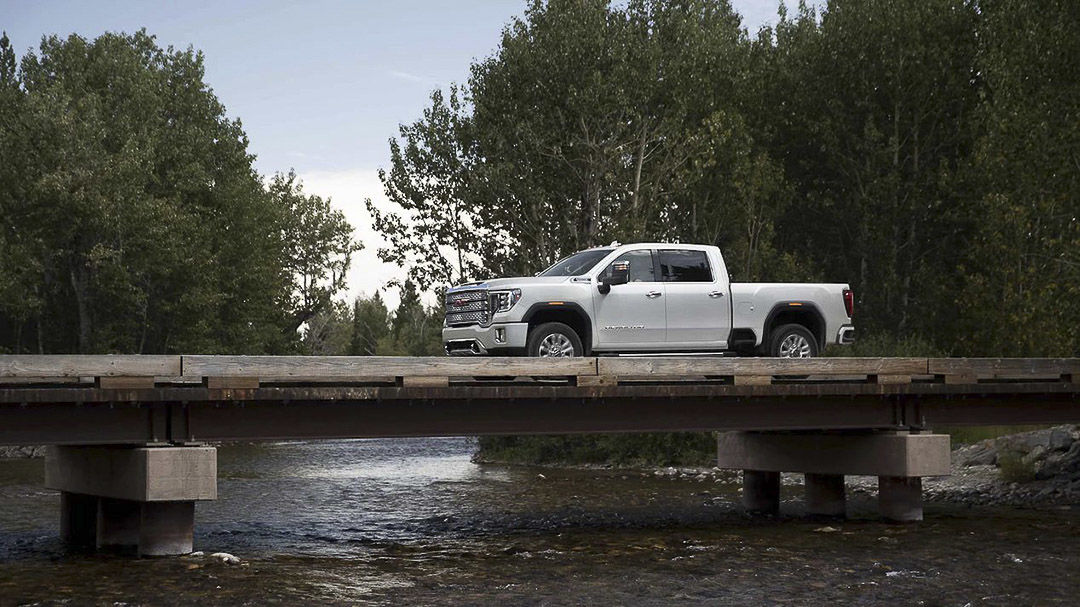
(769, 323, 818, 358)
(526, 322, 583, 357)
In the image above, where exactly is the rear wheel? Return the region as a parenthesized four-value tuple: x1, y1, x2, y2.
(526, 322, 583, 357)
(769, 323, 818, 358)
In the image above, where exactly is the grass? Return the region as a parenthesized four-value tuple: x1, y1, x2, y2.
(997, 449, 1038, 483)
(938, 425, 1054, 445)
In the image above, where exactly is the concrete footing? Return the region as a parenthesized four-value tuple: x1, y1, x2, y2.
(47, 446, 216, 556)
(718, 431, 950, 521)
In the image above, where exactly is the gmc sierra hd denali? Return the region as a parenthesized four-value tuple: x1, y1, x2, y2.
(443, 243, 855, 357)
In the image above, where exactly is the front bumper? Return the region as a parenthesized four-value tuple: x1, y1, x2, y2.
(443, 322, 529, 356)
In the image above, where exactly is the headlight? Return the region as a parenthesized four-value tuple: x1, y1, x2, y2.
(490, 289, 522, 313)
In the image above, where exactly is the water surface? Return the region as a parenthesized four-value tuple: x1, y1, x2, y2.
(1, 439, 1078, 605)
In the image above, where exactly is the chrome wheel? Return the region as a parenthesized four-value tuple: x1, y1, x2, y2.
(538, 333, 575, 357)
(778, 333, 813, 358)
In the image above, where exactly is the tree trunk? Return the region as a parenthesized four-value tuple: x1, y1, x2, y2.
(69, 262, 91, 353)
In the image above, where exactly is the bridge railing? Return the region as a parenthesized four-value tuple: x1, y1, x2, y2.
(0, 355, 1077, 390)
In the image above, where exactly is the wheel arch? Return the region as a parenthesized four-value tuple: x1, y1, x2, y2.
(521, 302, 592, 354)
(762, 302, 826, 351)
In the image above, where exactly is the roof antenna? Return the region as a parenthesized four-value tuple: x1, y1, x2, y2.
(609, 240, 621, 247)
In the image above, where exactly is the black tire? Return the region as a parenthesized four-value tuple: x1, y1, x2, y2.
(526, 322, 584, 357)
(769, 323, 818, 358)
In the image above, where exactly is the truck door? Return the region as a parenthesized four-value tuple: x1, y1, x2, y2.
(591, 249, 667, 348)
(659, 248, 730, 346)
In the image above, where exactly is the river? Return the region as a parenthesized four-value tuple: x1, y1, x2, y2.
(1, 438, 1078, 605)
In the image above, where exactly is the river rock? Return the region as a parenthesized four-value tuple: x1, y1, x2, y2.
(209, 552, 241, 565)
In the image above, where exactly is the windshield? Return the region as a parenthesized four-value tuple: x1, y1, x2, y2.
(538, 248, 614, 277)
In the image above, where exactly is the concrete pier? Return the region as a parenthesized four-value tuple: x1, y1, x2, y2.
(742, 470, 780, 514)
(45, 446, 216, 556)
(878, 476, 924, 522)
(717, 431, 950, 521)
(805, 473, 846, 518)
(60, 491, 98, 547)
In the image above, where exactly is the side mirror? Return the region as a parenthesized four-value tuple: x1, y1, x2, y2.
(598, 261, 630, 295)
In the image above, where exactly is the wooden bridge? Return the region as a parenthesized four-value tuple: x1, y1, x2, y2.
(1, 355, 1078, 556)
(0, 355, 1077, 445)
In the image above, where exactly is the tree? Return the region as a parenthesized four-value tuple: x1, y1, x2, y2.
(382, 281, 443, 356)
(955, 0, 1080, 355)
(0, 30, 358, 354)
(272, 171, 361, 336)
(368, 87, 484, 290)
(349, 292, 390, 356)
(301, 300, 352, 355)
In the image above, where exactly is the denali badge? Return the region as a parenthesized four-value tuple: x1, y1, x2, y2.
(603, 325, 645, 330)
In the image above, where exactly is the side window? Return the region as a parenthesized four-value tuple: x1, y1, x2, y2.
(659, 249, 713, 282)
(603, 249, 656, 282)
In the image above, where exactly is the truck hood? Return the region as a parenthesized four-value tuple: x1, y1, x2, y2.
(447, 276, 577, 292)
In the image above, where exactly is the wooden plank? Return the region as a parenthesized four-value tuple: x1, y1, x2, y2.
(598, 357, 928, 377)
(734, 375, 772, 386)
(182, 356, 597, 379)
(257, 375, 396, 384)
(401, 376, 449, 388)
(95, 377, 157, 389)
(0, 377, 85, 385)
(871, 374, 912, 385)
(0, 355, 181, 378)
(577, 375, 618, 387)
(928, 358, 1080, 377)
(941, 374, 977, 385)
(204, 377, 260, 390)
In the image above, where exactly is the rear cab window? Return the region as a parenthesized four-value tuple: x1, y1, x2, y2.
(659, 249, 713, 282)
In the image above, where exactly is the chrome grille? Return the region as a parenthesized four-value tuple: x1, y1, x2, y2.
(444, 289, 490, 327)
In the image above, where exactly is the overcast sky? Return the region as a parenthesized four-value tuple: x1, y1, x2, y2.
(2, 0, 808, 308)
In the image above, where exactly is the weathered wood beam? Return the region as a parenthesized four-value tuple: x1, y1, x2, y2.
(598, 357, 929, 377)
(0, 355, 181, 378)
(182, 355, 597, 379)
(928, 358, 1080, 377)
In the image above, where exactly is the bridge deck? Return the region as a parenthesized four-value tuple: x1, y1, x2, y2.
(1, 356, 1077, 445)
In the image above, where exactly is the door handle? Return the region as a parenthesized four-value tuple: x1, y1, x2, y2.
(646, 291, 662, 298)
(708, 291, 725, 298)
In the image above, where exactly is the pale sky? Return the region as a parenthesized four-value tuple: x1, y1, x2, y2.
(2, 0, 808, 309)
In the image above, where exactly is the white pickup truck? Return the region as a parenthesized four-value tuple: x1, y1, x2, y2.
(443, 243, 854, 357)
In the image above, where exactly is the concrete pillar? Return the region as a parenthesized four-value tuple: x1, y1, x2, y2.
(139, 502, 195, 556)
(45, 446, 216, 556)
(742, 470, 780, 515)
(60, 492, 98, 547)
(879, 476, 923, 522)
(97, 498, 141, 553)
(805, 473, 846, 518)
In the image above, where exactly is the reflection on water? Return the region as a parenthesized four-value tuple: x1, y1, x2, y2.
(1, 438, 1079, 605)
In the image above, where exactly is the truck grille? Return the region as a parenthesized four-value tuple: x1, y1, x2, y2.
(445, 289, 490, 327)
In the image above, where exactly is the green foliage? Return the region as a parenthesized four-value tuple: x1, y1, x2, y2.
(349, 292, 390, 356)
(370, 0, 1080, 466)
(826, 332, 948, 357)
(372, 0, 1080, 359)
(380, 281, 444, 356)
(941, 425, 1051, 445)
(954, 0, 1080, 356)
(0, 30, 358, 354)
(997, 449, 1037, 484)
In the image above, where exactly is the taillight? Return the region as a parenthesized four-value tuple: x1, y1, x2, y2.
(842, 289, 854, 318)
